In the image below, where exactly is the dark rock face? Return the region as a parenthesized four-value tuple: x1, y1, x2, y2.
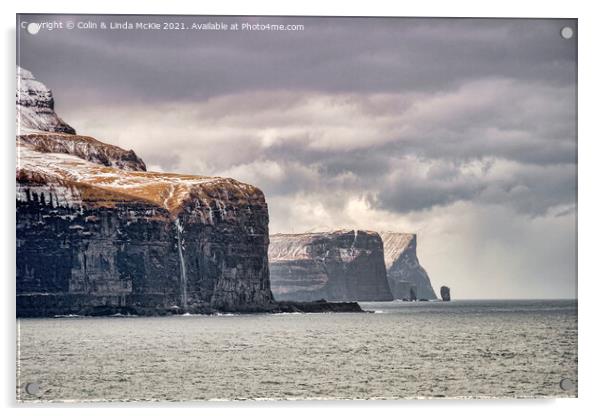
(16, 68, 275, 317)
(268, 230, 394, 302)
(380, 232, 438, 300)
(440, 286, 451, 301)
(272, 300, 363, 313)
(16, 149, 275, 316)
(391, 281, 417, 301)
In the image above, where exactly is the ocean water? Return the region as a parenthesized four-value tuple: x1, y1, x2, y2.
(16, 300, 577, 402)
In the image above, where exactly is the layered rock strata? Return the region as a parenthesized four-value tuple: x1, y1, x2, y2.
(16, 67, 276, 316)
(17, 66, 75, 134)
(380, 232, 437, 300)
(268, 230, 394, 302)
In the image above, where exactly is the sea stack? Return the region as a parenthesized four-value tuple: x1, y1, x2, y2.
(380, 232, 437, 300)
(440, 286, 451, 301)
(16, 67, 274, 316)
(268, 230, 394, 302)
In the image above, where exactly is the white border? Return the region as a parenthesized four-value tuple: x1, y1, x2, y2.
(2, 0, 599, 414)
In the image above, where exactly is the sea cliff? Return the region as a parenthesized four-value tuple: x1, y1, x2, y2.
(16, 67, 277, 316)
(380, 232, 437, 300)
(269, 230, 394, 302)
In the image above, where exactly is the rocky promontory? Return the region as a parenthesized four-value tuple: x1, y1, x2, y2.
(380, 232, 438, 300)
(16, 67, 281, 316)
(17, 66, 75, 134)
(268, 230, 394, 302)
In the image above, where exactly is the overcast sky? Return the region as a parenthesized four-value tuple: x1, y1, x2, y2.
(17, 15, 577, 298)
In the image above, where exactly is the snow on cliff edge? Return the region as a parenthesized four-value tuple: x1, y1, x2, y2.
(16, 66, 76, 134)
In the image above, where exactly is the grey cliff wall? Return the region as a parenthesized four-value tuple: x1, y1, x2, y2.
(268, 230, 394, 302)
(380, 232, 438, 300)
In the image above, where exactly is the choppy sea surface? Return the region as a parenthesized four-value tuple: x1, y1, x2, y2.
(16, 299, 577, 402)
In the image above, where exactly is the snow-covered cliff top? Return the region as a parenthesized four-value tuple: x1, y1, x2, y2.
(17, 140, 264, 215)
(269, 230, 381, 262)
(16, 66, 76, 134)
(18, 132, 146, 172)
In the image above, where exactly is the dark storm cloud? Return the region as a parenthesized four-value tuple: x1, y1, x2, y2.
(376, 158, 576, 215)
(54, 77, 575, 217)
(18, 15, 576, 105)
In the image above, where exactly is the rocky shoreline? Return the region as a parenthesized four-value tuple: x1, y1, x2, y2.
(17, 294, 363, 317)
